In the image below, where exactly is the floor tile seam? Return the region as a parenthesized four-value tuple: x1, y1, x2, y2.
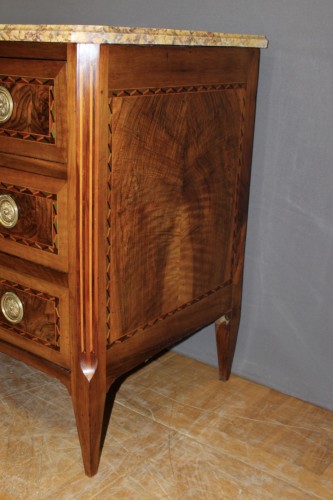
(118, 388, 332, 436)
(0, 380, 58, 400)
(157, 428, 324, 500)
(141, 461, 174, 498)
(91, 468, 169, 500)
(89, 443, 172, 498)
(114, 401, 329, 499)
(172, 430, 327, 500)
(18, 390, 71, 411)
(218, 413, 333, 435)
(41, 465, 134, 500)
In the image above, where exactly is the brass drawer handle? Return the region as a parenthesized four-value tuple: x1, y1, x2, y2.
(0, 86, 13, 124)
(1, 291, 24, 324)
(0, 194, 18, 228)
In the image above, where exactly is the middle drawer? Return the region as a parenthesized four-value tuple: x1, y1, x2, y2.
(0, 166, 68, 272)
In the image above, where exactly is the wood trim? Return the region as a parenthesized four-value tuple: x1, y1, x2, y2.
(106, 284, 232, 382)
(215, 49, 261, 380)
(67, 42, 109, 477)
(0, 42, 67, 60)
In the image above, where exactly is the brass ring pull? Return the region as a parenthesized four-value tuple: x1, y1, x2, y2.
(0, 194, 18, 228)
(1, 291, 24, 324)
(0, 86, 13, 124)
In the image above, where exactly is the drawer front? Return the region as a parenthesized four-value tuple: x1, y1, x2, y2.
(0, 186, 55, 249)
(0, 276, 69, 367)
(0, 58, 67, 163)
(0, 167, 68, 272)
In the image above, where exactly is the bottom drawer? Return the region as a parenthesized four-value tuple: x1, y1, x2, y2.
(0, 275, 69, 367)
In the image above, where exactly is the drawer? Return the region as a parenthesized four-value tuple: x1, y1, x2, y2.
(0, 166, 68, 272)
(0, 274, 69, 368)
(0, 58, 67, 163)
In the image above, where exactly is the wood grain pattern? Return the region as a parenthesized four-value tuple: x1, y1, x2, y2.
(215, 50, 260, 381)
(0, 39, 262, 478)
(107, 284, 232, 384)
(67, 43, 109, 477)
(0, 58, 67, 163)
(109, 86, 245, 342)
(0, 245, 70, 369)
(0, 151, 67, 179)
(0, 278, 60, 349)
(108, 45, 257, 89)
(0, 79, 53, 140)
(0, 184, 56, 250)
(0, 166, 68, 271)
(0, 41, 67, 60)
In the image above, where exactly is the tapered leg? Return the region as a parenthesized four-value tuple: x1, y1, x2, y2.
(215, 308, 241, 381)
(71, 366, 107, 477)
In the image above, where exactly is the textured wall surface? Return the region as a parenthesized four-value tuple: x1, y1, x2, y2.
(1, 0, 333, 410)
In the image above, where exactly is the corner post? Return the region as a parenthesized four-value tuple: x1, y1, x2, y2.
(67, 42, 109, 476)
(215, 49, 260, 381)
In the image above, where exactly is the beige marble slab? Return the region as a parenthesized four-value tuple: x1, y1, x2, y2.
(0, 24, 268, 48)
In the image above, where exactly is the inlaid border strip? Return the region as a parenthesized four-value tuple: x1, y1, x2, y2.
(109, 82, 246, 99)
(0, 181, 58, 254)
(106, 83, 246, 348)
(107, 281, 231, 348)
(0, 278, 60, 351)
(0, 75, 56, 143)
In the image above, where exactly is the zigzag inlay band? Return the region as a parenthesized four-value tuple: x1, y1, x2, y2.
(0, 278, 60, 350)
(0, 181, 58, 254)
(109, 82, 246, 98)
(0, 75, 55, 143)
(106, 82, 246, 348)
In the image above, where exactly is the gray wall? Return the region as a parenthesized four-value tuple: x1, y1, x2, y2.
(2, 1, 333, 410)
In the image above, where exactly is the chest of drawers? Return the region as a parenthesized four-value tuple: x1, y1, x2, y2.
(0, 25, 267, 476)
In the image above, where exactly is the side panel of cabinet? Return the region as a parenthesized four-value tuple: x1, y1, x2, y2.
(109, 88, 244, 340)
(107, 46, 258, 350)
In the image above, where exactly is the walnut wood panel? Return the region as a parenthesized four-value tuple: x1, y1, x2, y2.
(106, 283, 232, 383)
(0, 185, 55, 249)
(0, 151, 67, 179)
(0, 250, 68, 288)
(108, 45, 257, 89)
(0, 166, 68, 271)
(0, 273, 69, 367)
(0, 250, 69, 366)
(0, 78, 53, 139)
(0, 59, 67, 163)
(109, 86, 245, 342)
(0, 279, 60, 348)
(0, 42, 67, 60)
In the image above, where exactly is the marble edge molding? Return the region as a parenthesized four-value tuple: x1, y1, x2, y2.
(0, 24, 268, 48)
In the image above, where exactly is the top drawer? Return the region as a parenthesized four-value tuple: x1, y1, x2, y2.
(0, 58, 67, 163)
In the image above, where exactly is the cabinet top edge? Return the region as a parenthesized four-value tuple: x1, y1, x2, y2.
(0, 24, 268, 48)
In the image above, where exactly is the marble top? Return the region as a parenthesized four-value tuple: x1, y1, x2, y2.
(0, 25, 268, 48)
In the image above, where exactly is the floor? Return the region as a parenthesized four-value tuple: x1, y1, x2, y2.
(0, 351, 332, 499)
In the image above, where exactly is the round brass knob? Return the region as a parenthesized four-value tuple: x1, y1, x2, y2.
(1, 292, 24, 324)
(0, 194, 18, 228)
(0, 86, 13, 124)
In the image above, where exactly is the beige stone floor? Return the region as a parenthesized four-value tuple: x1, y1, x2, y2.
(0, 351, 332, 499)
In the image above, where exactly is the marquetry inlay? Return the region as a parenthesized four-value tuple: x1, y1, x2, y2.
(0, 75, 56, 143)
(0, 278, 60, 350)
